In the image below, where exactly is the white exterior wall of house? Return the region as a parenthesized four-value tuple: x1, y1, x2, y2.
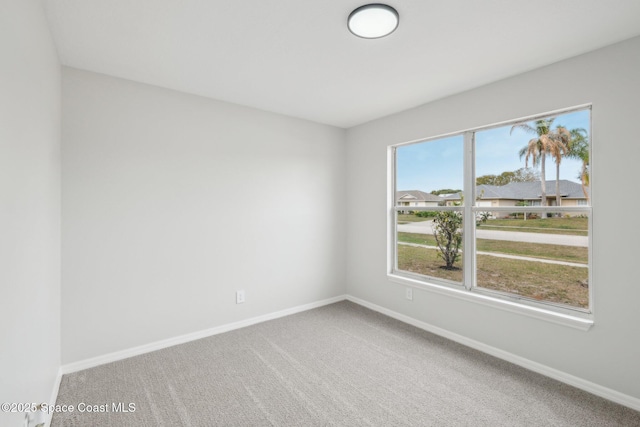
(397, 193, 442, 210)
(416, 201, 440, 208)
(561, 199, 580, 207)
(494, 200, 518, 218)
(398, 200, 439, 214)
(486, 199, 586, 218)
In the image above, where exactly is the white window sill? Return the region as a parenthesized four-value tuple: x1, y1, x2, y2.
(388, 273, 594, 331)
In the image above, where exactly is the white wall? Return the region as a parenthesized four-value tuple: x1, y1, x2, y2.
(62, 68, 346, 363)
(346, 36, 640, 400)
(0, 0, 61, 425)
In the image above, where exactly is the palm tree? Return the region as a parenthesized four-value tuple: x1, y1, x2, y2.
(550, 126, 571, 207)
(511, 118, 570, 207)
(566, 128, 589, 201)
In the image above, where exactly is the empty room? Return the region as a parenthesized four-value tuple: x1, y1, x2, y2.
(3, 0, 640, 426)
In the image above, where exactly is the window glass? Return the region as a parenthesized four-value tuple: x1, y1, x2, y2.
(395, 135, 464, 283)
(396, 212, 464, 285)
(476, 109, 590, 208)
(475, 212, 589, 309)
(396, 136, 464, 206)
(391, 107, 592, 314)
(473, 109, 590, 309)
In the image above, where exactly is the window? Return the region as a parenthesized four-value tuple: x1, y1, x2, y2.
(394, 135, 464, 285)
(389, 106, 592, 326)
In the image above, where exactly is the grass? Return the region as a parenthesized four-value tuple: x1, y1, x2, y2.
(398, 214, 587, 235)
(397, 214, 431, 224)
(479, 217, 588, 236)
(397, 245, 588, 308)
(477, 239, 586, 263)
(398, 232, 587, 264)
(397, 232, 438, 246)
(397, 245, 463, 283)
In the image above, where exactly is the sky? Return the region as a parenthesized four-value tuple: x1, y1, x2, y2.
(396, 109, 590, 193)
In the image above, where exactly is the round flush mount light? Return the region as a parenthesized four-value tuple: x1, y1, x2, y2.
(348, 4, 399, 39)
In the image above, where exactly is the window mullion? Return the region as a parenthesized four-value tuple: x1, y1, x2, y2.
(388, 146, 397, 275)
(463, 131, 475, 291)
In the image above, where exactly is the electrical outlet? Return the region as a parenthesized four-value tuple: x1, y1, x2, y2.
(405, 287, 413, 301)
(236, 290, 245, 304)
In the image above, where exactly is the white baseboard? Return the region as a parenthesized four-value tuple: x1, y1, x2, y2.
(346, 295, 640, 412)
(58, 292, 640, 413)
(61, 294, 347, 374)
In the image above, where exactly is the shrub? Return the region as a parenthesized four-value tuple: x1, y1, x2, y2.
(475, 211, 490, 226)
(433, 211, 462, 269)
(415, 211, 437, 218)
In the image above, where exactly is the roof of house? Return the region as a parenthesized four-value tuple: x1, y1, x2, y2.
(397, 190, 444, 202)
(445, 180, 585, 200)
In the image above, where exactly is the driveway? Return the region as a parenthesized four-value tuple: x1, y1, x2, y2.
(397, 220, 588, 247)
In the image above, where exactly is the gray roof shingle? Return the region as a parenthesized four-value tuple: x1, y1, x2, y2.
(445, 180, 585, 200)
(397, 190, 444, 202)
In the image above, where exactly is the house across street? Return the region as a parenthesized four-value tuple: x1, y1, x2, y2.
(443, 180, 587, 218)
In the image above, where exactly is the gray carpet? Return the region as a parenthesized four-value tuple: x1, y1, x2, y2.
(53, 301, 640, 426)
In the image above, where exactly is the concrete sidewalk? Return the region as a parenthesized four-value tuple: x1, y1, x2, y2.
(398, 242, 588, 268)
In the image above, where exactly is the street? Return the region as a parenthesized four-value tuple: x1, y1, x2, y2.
(397, 220, 588, 247)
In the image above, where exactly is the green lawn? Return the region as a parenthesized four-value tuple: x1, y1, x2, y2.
(479, 217, 588, 236)
(397, 245, 588, 308)
(398, 232, 587, 264)
(397, 214, 431, 224)
(397, 232, 439, 246)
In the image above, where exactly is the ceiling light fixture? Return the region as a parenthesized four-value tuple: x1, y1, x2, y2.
(348, 4, 399, 39)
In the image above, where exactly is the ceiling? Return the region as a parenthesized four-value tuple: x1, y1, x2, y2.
(43, 1, 640, 128)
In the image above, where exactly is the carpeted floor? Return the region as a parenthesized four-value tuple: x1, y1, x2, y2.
(53, 301, 640, 426)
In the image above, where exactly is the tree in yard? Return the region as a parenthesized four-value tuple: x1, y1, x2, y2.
(549, 125, 572, 207)
(476, 174, 501, 186)
(512, 167, 540, 183)
(476, 167, 539, 186)
(565, 128, 590, 201)
(511, 118, 571, 207)
(430, 188, 462, 196)
(433, 209, 462, 270)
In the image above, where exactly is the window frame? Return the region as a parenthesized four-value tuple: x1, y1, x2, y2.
(387, 105, 593, 330)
